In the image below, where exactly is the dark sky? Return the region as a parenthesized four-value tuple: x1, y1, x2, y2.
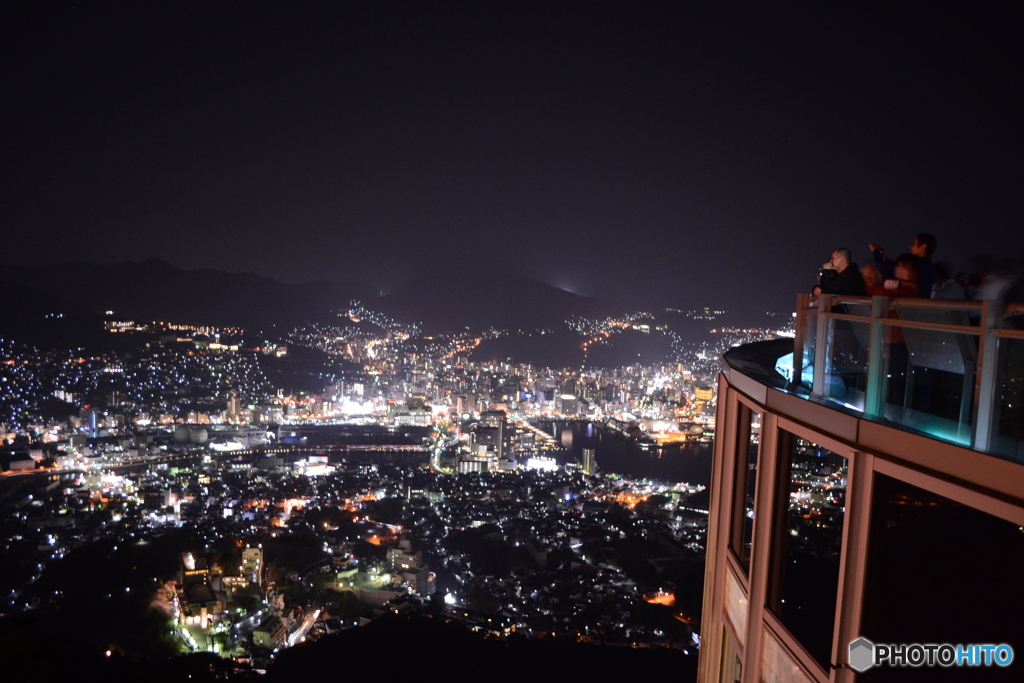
(3, 2, 1021, 314)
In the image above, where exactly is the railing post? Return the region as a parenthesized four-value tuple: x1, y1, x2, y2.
(793, 293, 810, 384)
(863, 296, 890, 419)
(812, 294, 832, 396)
(972, 299, 1001, 451)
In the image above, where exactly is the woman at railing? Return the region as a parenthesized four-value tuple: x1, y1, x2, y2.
(882, 254, 922, 298)
(880, 255, 924, 405)
(860, 264, 886, 296)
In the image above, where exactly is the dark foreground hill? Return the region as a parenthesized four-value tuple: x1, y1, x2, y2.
(0, 280, 111, 349)
(268, 612, 697, 682)
(1, 611, 696, 683)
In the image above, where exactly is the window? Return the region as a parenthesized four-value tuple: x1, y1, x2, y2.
(729, 406, 760, 574)
(767, 432, 847, 670)
(860, 474, 1024, 682)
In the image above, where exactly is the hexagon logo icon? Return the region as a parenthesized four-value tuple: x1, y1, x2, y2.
(849, 637, 875, 673)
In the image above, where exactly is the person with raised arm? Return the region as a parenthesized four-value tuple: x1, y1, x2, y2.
(869, 233, 936, 298)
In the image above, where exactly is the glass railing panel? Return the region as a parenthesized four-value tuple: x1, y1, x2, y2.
(741, 296, 1022, 458)
(878, 312, 979, 447)
(991, 334, 1024, 461)
(823, 318, 871, 411)
(798, 309, 817, 389)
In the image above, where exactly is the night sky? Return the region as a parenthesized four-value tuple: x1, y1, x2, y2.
(3, 3, 1021, 314)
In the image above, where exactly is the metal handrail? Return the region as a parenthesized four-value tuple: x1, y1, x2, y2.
(890, 297, 984, 311)
(793, 294, 1014, 453)
(874, 318, 980, 334)
(826, 313, 872, 323)
(810, 295, 1020, 332)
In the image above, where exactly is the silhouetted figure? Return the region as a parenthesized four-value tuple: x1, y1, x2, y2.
(869, 233, 936, 298)
(813, 247, 866, 297)
(933, 261, 966, 300)
(882, 254, 922, 408)
(860, 264, 886, 296)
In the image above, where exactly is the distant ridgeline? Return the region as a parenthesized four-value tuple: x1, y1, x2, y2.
(1, 260, 788, 368)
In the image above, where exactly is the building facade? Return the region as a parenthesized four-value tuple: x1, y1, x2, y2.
(698, 294, 1024, 682)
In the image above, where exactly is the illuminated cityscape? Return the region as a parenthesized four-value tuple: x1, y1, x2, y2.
(0, 295, 790, 676)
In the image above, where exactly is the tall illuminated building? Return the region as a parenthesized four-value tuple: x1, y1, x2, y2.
(227, 392, 241, 422)
(582, 447, 596, 475)
(459, 410, 516, 472)
(242, 546, 263, 586)
(698, 293, 1024, 683)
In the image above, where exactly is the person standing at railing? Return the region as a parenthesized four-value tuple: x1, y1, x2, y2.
(933, 262, 967, 299)
(811, 249, 867, 397)
(969, 254, 1014, 302)
(868, 233, 936, 298)
(860, 264, 887, 296)
(876, 253, 925, 409)
(879, 254, 924, 343)
(812, 248, 866, 298)
(882, 254, 922, 297)
(879, 254, 946, 415)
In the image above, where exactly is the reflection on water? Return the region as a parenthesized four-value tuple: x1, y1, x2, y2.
(531, 420, 712, 486)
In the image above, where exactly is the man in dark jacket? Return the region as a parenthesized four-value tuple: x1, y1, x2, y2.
(811, 248, 867, 397)
(814, 248, 867, 296)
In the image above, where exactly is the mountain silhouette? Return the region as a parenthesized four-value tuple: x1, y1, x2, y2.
(378, 269, 615, 333)
(1, 259, 370, 331)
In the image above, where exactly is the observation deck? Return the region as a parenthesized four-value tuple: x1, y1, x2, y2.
(698, 294, 1024, 683)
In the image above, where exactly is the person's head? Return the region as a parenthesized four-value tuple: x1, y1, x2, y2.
(895, 254, 921, 283)
(830, 248, 853, 272)
(911, 233, 936, 257)
(861, 264, 883, 287)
